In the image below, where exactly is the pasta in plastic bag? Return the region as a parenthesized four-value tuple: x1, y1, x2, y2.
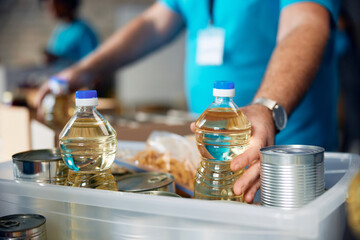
(131, 131, 200, 191)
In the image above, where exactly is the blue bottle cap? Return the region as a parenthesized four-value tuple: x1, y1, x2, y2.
(214, 81, 234, 89)
(49, 76, 69, 94)
(76, 90, 97, 99)
(50, 76, 67, 84)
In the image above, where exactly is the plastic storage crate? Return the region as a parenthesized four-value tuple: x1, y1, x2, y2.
(0, 151, 359, 240)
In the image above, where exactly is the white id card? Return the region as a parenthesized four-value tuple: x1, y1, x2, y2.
(196, 26, 225, 66)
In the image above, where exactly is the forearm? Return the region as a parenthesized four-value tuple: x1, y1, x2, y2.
(75, 3, 184, 76)
(254, 4, 330, 115)
(77, 17, 159, 75)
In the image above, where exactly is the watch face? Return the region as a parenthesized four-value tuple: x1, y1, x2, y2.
(273, 105, 287, 131)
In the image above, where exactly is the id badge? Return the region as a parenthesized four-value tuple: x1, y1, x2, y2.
(196, 26, 225, 66)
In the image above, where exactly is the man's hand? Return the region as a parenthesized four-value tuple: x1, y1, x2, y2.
(34, 65, 90, 120)
(230, 104, 275, 203)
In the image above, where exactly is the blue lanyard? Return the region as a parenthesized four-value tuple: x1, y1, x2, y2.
(209, 0, 214, 24)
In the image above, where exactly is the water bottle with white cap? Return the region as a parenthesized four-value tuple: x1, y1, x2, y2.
(59, 90, 117, 189)
(194, 81, 251, 201)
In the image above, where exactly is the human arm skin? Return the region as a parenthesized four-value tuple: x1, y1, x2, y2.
(75, 2, 185, 79)
(35, 2, 184, 109)
(230, 2, 331, 203)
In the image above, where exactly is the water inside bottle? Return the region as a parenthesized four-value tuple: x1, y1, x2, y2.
(53, 95, 74, 126)
(195, 108, 251, 201)
(60, 118, 117, 172)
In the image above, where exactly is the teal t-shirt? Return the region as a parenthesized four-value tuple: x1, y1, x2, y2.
(46, 19, 98, 62)
(159, 0, 340, 151)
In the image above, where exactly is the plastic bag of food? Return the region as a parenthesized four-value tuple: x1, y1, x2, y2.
(131, 131, 201, 191)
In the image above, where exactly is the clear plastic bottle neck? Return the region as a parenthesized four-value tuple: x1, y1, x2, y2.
(211, 95, 239, 110)
(76, 105, 97, 113)
(214, 96, 232, 104)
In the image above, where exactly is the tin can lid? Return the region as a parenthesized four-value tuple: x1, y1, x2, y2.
(261, 145, 324, 155)
(12, 149, 62, 162)
(0, 214, 46, 237)
(140, 191, 181, 197)
(260, 145, 324, 165)
(116, 172, 174, 192)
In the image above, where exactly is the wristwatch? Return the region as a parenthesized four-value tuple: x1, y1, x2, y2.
(251, 97, 287, 132)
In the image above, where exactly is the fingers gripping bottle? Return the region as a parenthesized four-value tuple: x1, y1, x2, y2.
(194, 81, 251, 201)
(59, 90, 117, 190)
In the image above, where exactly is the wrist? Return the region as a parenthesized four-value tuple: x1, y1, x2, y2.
(252, 103, 276, 133)
(251, 97, 287, 133)
(71, 63, 95, 87)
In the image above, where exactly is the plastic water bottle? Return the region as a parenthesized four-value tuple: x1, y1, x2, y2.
(59, 90, 117, 190)
(347, 170, 360, 238)
(194, 81, 251, 201)
(42, 77, 74, 127)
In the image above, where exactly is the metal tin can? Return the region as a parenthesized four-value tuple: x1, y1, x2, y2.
(260, 145, 325, 209)
(140, 191, 181, 197)
(116, 172, 175, 193)
(12, 149, 68, 185)
(0, 214, 47, 240)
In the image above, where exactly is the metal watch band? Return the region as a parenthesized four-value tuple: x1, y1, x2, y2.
(251, 98, 277, 111)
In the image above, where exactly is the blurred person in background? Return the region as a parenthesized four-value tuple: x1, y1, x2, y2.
(43, 0, 114, 97)
(44, 0, 98, 67)
(35, 0, 340, 203)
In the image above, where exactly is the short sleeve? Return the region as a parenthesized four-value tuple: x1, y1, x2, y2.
(158, 0, 181, 15)
(46, 26, 63, 56)
(78, 31, 98, 60)
(280, 0, 340, 28)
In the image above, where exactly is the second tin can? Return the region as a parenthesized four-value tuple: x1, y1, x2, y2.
(0, 214, 47, 240)
(260, 145, 325, 209)
(12, 149, 68, 185)
(140, 191, 181, 198)
(116, 172, 175, 193)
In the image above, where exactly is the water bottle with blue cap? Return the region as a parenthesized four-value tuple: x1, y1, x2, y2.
(48, 76, 69, 95)
(42, 76, 74, 127)
(59, 90, 117, 190)
(194, 81, 251, 201)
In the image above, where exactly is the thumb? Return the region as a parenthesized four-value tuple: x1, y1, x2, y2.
(190, 122, 196, 133)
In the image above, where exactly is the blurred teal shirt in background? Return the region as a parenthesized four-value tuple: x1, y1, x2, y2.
(46, 19, 98, 63)
(159, 0, 340, 151)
